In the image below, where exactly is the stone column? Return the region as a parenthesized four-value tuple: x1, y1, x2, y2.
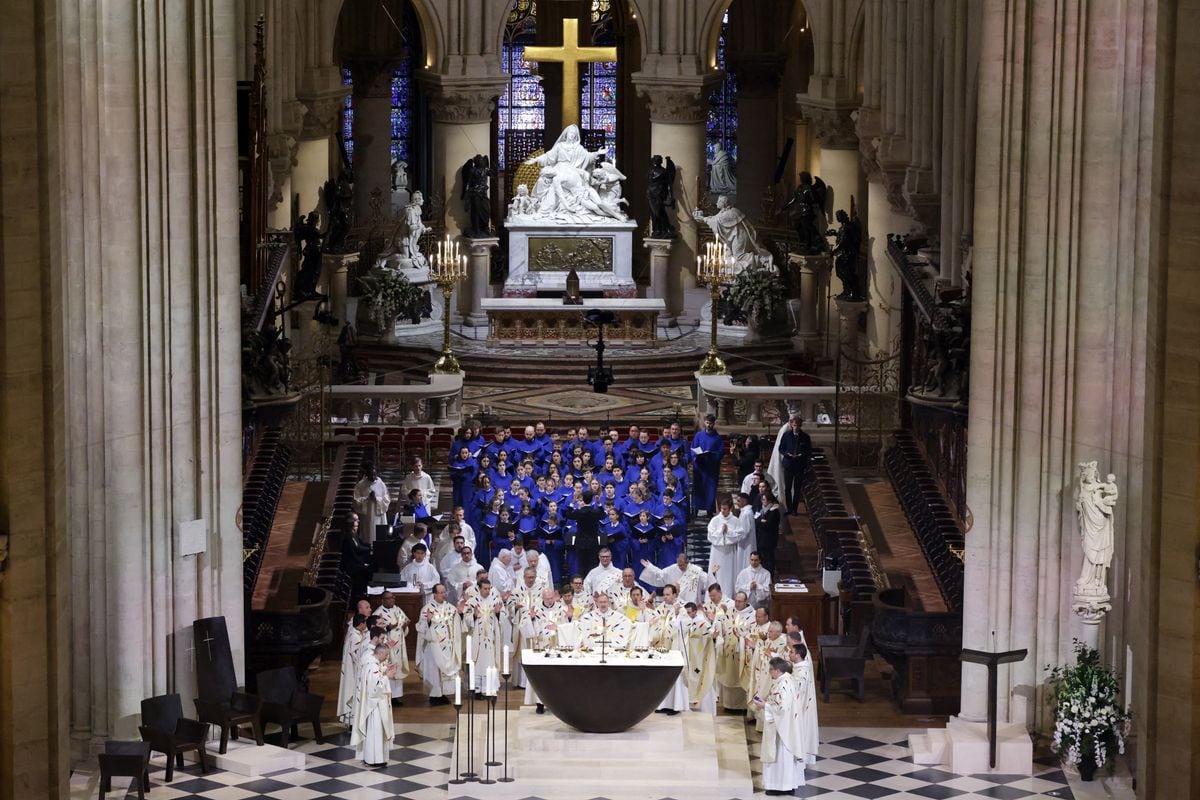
(292, 87, 346, 214)
(644, 238, 678, 325)
(727, 55, 785, 210)
(633, 78, 717, 324)
(348, 63, 398, 224)
(461, 236, 499, 326)
(834, 298, 869, 358)
(423, 78, 508, 238)
(789, 253, 832, 353)
(267, 132, 298, 229)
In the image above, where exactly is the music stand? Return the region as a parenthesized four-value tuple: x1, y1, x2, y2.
(959, 647, 1027, 769)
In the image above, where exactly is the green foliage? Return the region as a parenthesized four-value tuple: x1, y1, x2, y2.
(728, 263, 790, 329)
(358, 267, 424, 332)
(1046, 640, 1131, 771)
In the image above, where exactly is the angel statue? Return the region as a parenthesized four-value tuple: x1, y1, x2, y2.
(461, 154, 492, 238)
(1073, 461, 1117, 605)
(784, 171, 829, 255)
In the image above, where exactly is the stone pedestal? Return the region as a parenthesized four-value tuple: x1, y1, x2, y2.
(461, 236, 499, 326)
(643, 237, 678, 325)
(835, 297, 869, 356)
(322, 251, 358, 327)
(504, 220, 638, 296)
(789, 253, 833, 352)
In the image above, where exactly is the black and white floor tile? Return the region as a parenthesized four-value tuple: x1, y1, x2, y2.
(78, 721, 1079, 800)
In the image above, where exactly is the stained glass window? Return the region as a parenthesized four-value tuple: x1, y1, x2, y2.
(391, 51, 415, 165)
(498, 0, 543, 169)
(341, 68, 355, 161)
(707, 10, 738, 161)
(582, 0, 618, 160)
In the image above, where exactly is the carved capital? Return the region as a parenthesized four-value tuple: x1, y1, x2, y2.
(798, 99, 859, 150)
(422, 77, 508, 125)
(636, 85, 708, 124)
(298, 90, 349, 139)
(266, 133, 298, 210)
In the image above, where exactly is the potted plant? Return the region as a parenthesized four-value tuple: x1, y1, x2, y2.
(1046, 640, 1131, 781)
(727, 263, 791, 342)
(358, 266, 425, 337)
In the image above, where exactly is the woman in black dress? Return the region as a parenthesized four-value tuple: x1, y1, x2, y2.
(736, 434, 762, 485)
(754, 486, 783, 575)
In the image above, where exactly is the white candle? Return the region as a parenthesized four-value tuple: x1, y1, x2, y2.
(454, 674, 462, 705)
(502, 645, 510, 674)
(469, 659, 476, 689)
(488, 667, 499, 696)
(466, 634, 473, 658)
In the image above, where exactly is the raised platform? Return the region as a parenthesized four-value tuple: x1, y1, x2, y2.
(909, 715, 1033, 775)
(481, 297, 665, 344)
(449, 706, 753, 799)
(185, 738, 306, 776)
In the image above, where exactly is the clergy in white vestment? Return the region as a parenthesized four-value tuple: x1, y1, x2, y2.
(444, 547, 483, 603)
(681, 603, 719, 713)
(401, 543, 441, 605)
(789, 641, 820, 764)
(639, 553, 711, 606)
(401, 457, 438, 511)
(373, 592, 411, 700)
(354, 465, 391, 542)
(765, 418, 795, 512)
(452, 508, 477, 553)
(582, 549, 623, 599)
(707, 499, 747, 597)
(398, 523, 431, 569)
(749, 621, 789, 730)
(733, 493, 756, 576)
(704, 584, 745, 711)
(756, 659, 808, 792)
(337, 614, 369, 724)
(650, 586, 690, 714)
(520, 547, 554, 587)
(735, 551, 772, 608)
(579, 592, 631, 650)
(507, 567, 548, 688)
(464, 579, 506, 694)
(608, 567, 641, 609)
(350, 644, 396, 767)
(440, 533, 469, 575)
(488, 549, 517, 595)
(520, 589, 571, 711)
(415, 584, 466, 705)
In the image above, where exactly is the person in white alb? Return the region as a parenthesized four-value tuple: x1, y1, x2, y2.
(401, 457, 438, 511)
(353, 464, 391, 543)
(755, 658, 808, 793)
(582, 548, 622, 599)
(789, 639, 820, 766)
(400, 543, 441, 605)
(350, 644, 395, 767)
(372, 592, 410, 703)
(444, 546, 483, 603)
(735, 551, 772, 607)
(733, 492, 756, 576)
(706, 498, 746, 597)
(638, 552, 711, 607)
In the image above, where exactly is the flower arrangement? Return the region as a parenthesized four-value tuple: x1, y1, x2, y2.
(727, 263, 790, 333)
(358, 266, 425, 331)
(1046, 640, 1131, 780)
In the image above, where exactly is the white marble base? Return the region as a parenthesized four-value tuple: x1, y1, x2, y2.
(699, 300, 749, 340)
(910, 716, 1032, 775)
(504, 220, 638, 294)
(449, 707, 752, 799)
(188, 739, 307, 777)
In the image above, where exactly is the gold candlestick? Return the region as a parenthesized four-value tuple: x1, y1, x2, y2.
(431, 235, 466, 374)
(697, 241, 731, 376)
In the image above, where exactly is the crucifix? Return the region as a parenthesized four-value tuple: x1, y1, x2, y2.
(201, 632, 216, 661)
(523, 18, 617, 131)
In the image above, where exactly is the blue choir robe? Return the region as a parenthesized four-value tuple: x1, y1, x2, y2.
(537, 522, 566, 583)
(655, 518, 687, 566)
(690, 429, 724, 515)
(630, 522, 659, 586)
(488, 465, 513, 488)
(533, 434, 555, 463)
(485, 437, 513, 464)
(503, 490, 524, 516)
(448, 456, 478, 509)
(621, 497, 649, 525)
(601, 518, 630, 568)
(518, 475, 536, 493)
(470, 487, 497, 527)
(596, 469, 618, 486)
(480, 512, 499, 546)
(509, 438, 541, 466)
(654, 497, 687, 525)
(493, 519, 518, 556)
(634, 440, 659, 459)
(517, 513, 540, 546)
(613, 439, 638, 466)
(659, 435, 693, 463)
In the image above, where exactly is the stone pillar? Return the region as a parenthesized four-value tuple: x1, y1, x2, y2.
(789, 253, 832, 353)
(322, 252, 358, 332)
(293, 89, 347, 214)
(461, 236, 499, 326)
(728, 56, 785, 210)
(834, 298, 869, 358)
(865, 178, 903, 350)
(348, 64, 398, 224)
(267, 132, 298, 229)
(423, 78, 508, 238)
(633, 79, 717, 323)
(644, 238, 678, 325)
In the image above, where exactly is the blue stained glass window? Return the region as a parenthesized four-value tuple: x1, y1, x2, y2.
(707, 10, 738, 162)
(341, 68, 355, 161)
(498, 1, 543, 168)
(582, 3, 617, 162)
(391, 56, 414, 164)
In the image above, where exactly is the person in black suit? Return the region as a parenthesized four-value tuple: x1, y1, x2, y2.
(778, 417, 812, 514)
(563, 490, 607, 576)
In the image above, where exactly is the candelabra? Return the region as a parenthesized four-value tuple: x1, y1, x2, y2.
(697, 241, 733, 375)
(430, 235, 467, 374)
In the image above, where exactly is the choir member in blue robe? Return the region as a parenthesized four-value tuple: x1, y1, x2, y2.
(627, 450, 650, 482)
(601, 506, 630, 568)
(614, 425, 640, 465)
(569, 455, 586, 482)
(622, 486, 651, 525)
(533, 422, 554, 462)
(656, 488, 687, 525)
(542, 450, 565, 479)
(449, 447, 478, 509)
(537, 513, 566, 583)
(690, 414, 725, 516)
(649, 441, 674, 477)
(658, 422, 693, 464)
(485, 426, 513, 463)
(470, 474, 496, 528)
(656, 509, 686, 566)
(516, 501, 540, 545)
(600, 481, 621, 509)
(488, 458, 511, 490)
(631, 510, 659, 588)
(516, 463, 537, 494)
(407, 489, 431, 522)
(597, 455, 619, 485)
(609, 468, 629, 499)
(598, 437, 618, 471)
(493, 507, 518, 558)
(510, 425, 542, 466)
(559, 474, 578, 505)
(633, 430, 658, 459)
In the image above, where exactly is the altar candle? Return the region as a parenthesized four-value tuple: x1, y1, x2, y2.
(469, 659, 476, 689)
(454, 675, 462, 705)
(503, 645, 510, 674)
(466, 634, 473, 658)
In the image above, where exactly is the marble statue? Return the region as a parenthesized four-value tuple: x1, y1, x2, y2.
(507, 184, 537, 219)
(321, 168, 355, 252)
(391, 158, 408, 193)
(830, 209, 864, 300)
(784, 172, 828, 255)
(646, 155, 677, 238)
(1074, 462, 1117, 603)
(708, 145, 737, 197)
(692, 195, 774, 274)
(399, 190, 428, 270)
(293, 211, 325, 298)
(461, 154, 492, 238)
(523, 124, 628, 224)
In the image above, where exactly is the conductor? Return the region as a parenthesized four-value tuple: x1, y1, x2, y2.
(563, 491, 607, 576)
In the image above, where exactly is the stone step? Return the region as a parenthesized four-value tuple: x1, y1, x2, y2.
(909, 728, 949, 765)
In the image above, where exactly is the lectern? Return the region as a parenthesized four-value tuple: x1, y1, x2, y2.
(959, 648, 1027, 769)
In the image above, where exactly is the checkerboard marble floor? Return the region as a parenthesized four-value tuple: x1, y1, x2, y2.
(78, 721, 1078, 800)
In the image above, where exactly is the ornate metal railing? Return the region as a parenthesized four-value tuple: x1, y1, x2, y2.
(327, 373, 465, 427)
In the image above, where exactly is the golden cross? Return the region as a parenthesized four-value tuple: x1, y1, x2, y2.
(523, 18, 617, 131)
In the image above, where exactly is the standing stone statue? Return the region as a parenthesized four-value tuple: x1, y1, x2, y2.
(391, 157, 409, 193)
(784, 171, 829, 255)
(708, 145, 737, 198)
(293, 211, 325, 298)
(400, 190, 428, 270)
(461, 154, 492, 238)
(321, 168, 355, 252)
(646, 155, 677, 238)
(1072, 461, 1117, 622)
(507, 184, 537, 219)
(693, 195, 773, 274)
(829, 209, 864, 300)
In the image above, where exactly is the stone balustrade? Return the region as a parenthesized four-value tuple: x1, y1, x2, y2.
(328, 373, 464, 427)
(695, 373, 872, 428)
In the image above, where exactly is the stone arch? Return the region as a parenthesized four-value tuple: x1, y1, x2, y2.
(845, 0, 867, 96)
(332, 0, 442, 70)
(489, 0, 647, 63)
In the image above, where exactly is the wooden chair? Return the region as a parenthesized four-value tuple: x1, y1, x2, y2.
(256, 666, 326, 749)
(98, 741, 151, 800)
(194, 689, 264, 754)
(818, 626, 870, 702)
(138, 694, 209, 782)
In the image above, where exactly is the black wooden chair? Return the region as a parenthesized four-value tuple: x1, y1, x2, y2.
(194, 690, 264, 754)
(98, 740, 151, 800)
(257, 666, 326, 748)
(138, 694, 209, 782)
(818, 625, 871, 702)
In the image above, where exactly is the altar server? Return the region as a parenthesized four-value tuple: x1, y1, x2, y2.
(350, 644, 395, 767)
(353, 464, 391, 542)
(401, 544, 440, 605)
(401, 457, 438, 511)
(736, 551, 772, 608)
(707, 498, 748, 597)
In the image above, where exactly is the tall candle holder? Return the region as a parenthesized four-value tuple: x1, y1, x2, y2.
(499, 670, 513, 782)
(448, 698, 466, 785)
(430, 235, 467, 374)
(697, 241, 732, 375)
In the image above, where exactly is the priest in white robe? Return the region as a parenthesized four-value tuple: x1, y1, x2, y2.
(337, 613, 369, 725)
(650, 586, 690, 714)
(354, 465, 391, 542)
(735, 551, 772, 608)
(520, 547, 554, 588)
(400, 543, 441, 605)
(579, 592, 631, 651)
(488, 549, 517, 596)
(748, 620, 789, 730)
(444, 547, 483, 603)
(464, 579, 506, 695)
(734, 493, 756, 576)
(350, 644, 395, 767)
(415, 583, 466, 705)
(639, 553, 710, 606)
(520, 588, 571, 712)
(707, 499, 746, 597)
(681, 603, 719, 714)
(704, 583, 745, 712)
(401, 457, 438, 511)
(373, 592, 410, 700)
(790, 641, 820, 764)
(582, 548, 622, 599)
(755, 658, 808, 793)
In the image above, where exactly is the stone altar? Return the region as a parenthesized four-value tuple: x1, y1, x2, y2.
(481, 297, 664, 344)
(504, 220, 638, 296)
